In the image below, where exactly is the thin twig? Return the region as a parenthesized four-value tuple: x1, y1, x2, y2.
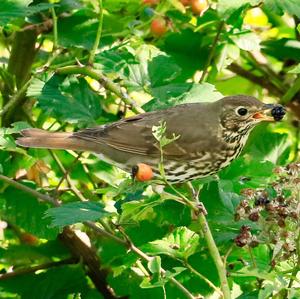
(88, 0, 103, 65)
(54, 153, 83, 193)
(49, 150, 87, 202)
(184, 262, 223, 296)
(50, 6, 58, 50)
(56, 65, 144, 114)
(0, 257, 78, 280)
(0, 174, 57, 206)
(199, 21, 224, 83)
(117, 225, 196, 299)
(0, 78, 32, 118)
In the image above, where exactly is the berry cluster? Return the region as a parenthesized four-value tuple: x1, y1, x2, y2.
(234, 163, 300, 266)
(143, 0, 209, 37)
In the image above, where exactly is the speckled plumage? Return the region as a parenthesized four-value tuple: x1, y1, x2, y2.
(17, 95, 283, 183)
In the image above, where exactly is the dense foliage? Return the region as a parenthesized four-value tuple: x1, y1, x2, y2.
(0, 0, 300, 298)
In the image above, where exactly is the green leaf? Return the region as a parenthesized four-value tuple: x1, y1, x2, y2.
(144, 82, 223, 111)
(27, 75, 102, 125)
(148, 256, 162, 274)
(120, 196, 163, 223)
(143, 227, 200, 260)
(264, 0, 300, 18)
(2, 185, 58, 239)
(0, 122, 31, 154)
(0, 0, 56, 26)
(57, 9, 99, 50)
(140, 267, 186, 289)
(261, 39, 300, 62)
(244, 125, 292, 165)
(217, 0, 260, 18)
(0, 265, 88, 299)
(95, 47, 137, 76)
(288, 63, 300, 73)
(148, 55, 182, 87)
(216, 43, 240, 71)
(46, 201, 109, 227)
(231, 32, 260, 51)
(124, 44, 162, 90)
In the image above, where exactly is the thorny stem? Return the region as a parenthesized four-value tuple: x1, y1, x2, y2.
(199, 21, 224, 83)
(187, 183, 231, 299)
(0, 174, 194, 299)
(88, 0, 103, 65)
(197, 212, 231, 299)
(56, 65, 144, 114)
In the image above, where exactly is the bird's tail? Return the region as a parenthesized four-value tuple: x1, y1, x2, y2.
(16, 128, 98, 152)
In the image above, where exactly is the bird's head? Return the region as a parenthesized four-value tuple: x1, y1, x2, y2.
(217, 95, 286, 132)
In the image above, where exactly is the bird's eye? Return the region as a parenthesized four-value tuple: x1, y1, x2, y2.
(236, 107, 248, 116)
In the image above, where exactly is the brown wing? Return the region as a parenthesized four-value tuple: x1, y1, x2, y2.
(73, 103, 220, 160)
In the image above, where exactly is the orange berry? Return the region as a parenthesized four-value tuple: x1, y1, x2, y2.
(150, 18, 168, 37)
(191, 0, 208, 15)
(135, 163, 154, 182)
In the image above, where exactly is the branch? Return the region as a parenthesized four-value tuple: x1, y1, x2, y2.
(88, 0, 103, 65)
(0, 257, 78, 280)
(228, 63, 283, 97)
(0, 174, 57, 206)
(56, 65, 144, 114)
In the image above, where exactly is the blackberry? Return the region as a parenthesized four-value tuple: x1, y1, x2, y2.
(271, 105, 286, 121)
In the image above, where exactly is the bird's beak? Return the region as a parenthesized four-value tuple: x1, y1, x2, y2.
(252, 104, 285, 122)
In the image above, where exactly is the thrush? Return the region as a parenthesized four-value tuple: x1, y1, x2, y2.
(17, 95, 285, 183)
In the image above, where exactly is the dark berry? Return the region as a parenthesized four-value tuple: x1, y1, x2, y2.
(271, 105, 286, 121)
(249, 212, 260, 222)
(234, 236, 248, 247)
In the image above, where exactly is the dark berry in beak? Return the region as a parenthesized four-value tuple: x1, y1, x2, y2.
(271, 105, 286, 121)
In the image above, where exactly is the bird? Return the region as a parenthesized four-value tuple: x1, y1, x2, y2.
(17, 95, 285, 183)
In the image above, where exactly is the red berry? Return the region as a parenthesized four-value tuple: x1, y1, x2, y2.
(150, 18, 167, 37)
(135, 163, 154, 182)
